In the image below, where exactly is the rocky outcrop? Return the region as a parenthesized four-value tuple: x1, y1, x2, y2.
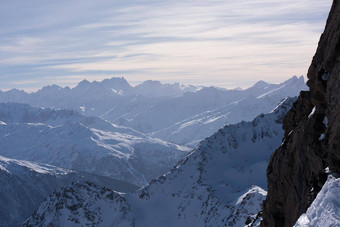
(261, 1, 340, 227)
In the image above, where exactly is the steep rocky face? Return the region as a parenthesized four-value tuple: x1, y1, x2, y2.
(262, 1, 340, 227)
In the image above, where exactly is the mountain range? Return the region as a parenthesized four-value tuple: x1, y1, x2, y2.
(0, 76, 307, 147)
(0, 103, 190, 186)
(0, 76, 309, 226)
(23, 97, 296, 226)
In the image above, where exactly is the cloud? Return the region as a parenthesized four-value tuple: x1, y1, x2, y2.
(0, 0, 333, 90)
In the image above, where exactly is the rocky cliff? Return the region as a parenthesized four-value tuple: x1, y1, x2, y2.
(261, 1, 340, 226)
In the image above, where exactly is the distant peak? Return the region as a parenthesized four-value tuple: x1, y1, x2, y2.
(106, 76, 128, 82)
(40, 84, 62, 91)
(8, 88, 25, 92)
(283, 75, 305, 85)
(78, 79, 90, 86)
(255, 80, 269, 86)
(101, 77, 132, 90)
(250, 80, 269, 90)
(197, 86, 221, 94)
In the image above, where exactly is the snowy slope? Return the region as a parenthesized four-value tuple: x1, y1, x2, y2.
(294, 173, 340, 227)
(25, 98, 296, 226)
(0, 155, 138, 227)
(151, 76, 306, 147)
(0, 103, 190, 186)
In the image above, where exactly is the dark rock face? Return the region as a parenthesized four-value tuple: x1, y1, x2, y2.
(261, 1, 340, 227)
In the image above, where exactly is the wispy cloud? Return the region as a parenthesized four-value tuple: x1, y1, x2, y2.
(0, 0, 333, 90)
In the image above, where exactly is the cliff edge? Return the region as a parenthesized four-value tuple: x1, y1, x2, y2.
(261, 1, 340, 226)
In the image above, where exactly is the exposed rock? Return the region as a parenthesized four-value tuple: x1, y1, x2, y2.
(261, 1, 340, 226)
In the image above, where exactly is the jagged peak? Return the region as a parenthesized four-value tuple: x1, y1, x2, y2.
(138, 80, 162, 86)
(102, 77, 131, 86)
(34, 84, 65, 95)
(74, 77, 132, 94)
(253, 80, 269, 88)
(77, 79, 91, 87)
(42, 84, 62, 90)
(281, 75, 305, 86)
(6, 88, 26, 94)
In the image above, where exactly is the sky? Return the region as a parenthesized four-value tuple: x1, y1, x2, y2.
(0, 0, 333, 91)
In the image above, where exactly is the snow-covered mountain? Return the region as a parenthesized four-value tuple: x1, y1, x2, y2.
(0, 103, 190, 186)
(151, 76, 306, 147)
(0, 76, 306, 147)
(0, 155, 139, 227)
(111, 76, 306, 136)
(24, 97, 296, 226)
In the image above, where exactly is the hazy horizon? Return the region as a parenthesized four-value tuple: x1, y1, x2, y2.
(0, 75, 305, 94)
(0, 0, 332, 91)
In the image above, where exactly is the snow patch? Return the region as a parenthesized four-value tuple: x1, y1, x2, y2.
(294, 175, 340, 227)
(319, 133, 325, 141)
(323, 116, 329, 128)
(325, 167, 331, 174)
(256, 85, 285, 99)
(308, 107, 316, 119)
(0, 163, 10, 174)
(295, 214, 310, 226)
(111, 89, 124, 96)
(236, 186, 267, 205)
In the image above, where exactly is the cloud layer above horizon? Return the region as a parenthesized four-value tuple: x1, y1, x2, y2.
(0, 0, 333, 91)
